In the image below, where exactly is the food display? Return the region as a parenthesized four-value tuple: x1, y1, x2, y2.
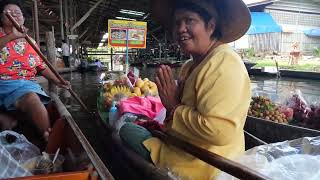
(248, 96, 290, 124)
(23, 152, 63, 175)
(133, 78, 158, 96)
(103, 83, 133, 108)
(248, 93, 320, 131)
(287, 94, 320, 130)
(102, 73, 159, 108)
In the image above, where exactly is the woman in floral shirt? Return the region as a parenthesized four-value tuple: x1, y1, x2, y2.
(0, 0, 69, 140)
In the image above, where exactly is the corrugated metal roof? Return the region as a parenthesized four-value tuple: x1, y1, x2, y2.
(20, 0, 319, 47)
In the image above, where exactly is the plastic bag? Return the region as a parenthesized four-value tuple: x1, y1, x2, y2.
(0, 143, 32, 178)
(217, 136, 320, 180)
(282, 90, 320, 129)
(153, 108, 167, 124)
(114, 113, 138, 131)
(0, 131, 40, 164)
(285, 90, 308, 109)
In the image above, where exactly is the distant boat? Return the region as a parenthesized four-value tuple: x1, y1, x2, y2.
(145, 61, 184, 68)
(243, 61, 257, 71)
(130, 62, 144, 67)
(146, 61, 161, 67)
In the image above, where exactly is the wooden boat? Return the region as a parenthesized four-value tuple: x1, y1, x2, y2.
(96, 94, 266, 180)
(248, 68, 320, 80)
(5, 93, 113, 180)
(243, 61, 257, 71)
(130, 62, 144, 67)
(245, 115, 320, 144)
(95, 107, 320, 179)
(146, 62, 161, 67)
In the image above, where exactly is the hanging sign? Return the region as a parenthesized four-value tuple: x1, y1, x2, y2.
(108, 20, 147, 49)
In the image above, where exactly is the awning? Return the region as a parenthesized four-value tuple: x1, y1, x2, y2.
(303, 29, 320, 37)
(247, 12, 282, 35)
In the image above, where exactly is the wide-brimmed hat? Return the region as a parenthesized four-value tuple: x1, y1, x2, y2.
(151, 0, 251, 43)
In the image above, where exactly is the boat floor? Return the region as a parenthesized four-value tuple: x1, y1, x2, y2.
(72, 112, 149, 179)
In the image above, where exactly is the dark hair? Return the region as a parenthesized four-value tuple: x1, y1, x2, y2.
(62, 40, 66, 43)
(173, 1, 222, 40)
(0, 0, 24, 26)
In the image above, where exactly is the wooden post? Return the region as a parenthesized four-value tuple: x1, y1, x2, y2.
(69, 0, 76, 62)
(59, 0, 65, 40)
(111, 48, 113, 71)
(46, 32, 58, 94)
(64, 0, 69, 44)
(32, 0, 40, 45)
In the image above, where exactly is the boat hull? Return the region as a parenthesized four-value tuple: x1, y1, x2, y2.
(245, 116, 320, 144)
(8, 93, 112, 180)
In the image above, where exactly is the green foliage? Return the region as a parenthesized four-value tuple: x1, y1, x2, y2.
(314, 47, 320, 57)
(245, 48, 255, 58)
(87, 56, 94, 62)
(252, 59, 320, 72)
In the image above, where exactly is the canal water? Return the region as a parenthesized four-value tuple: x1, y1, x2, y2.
(54, 69, 320, 171)
(58, 69, 320, 120)
(60, 69, 320, 112)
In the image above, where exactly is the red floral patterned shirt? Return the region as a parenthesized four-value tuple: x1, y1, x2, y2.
(0, 28, 47, 80)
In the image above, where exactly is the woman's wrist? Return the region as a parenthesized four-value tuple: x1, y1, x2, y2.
(165, 103, 181, 122)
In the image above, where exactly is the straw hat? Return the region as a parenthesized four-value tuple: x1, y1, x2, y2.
(151, 0, 251, 43)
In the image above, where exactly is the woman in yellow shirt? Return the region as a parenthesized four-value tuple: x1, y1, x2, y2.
(120, 0, 252, 179)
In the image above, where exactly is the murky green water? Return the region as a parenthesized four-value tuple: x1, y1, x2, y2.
(59, 69, 320, 112)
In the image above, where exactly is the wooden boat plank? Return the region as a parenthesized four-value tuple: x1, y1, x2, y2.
(11, 171, 90, 180)
(50, 93, 114, 180)
(95, 111, 174, 180)
(245, 116, 320, 143)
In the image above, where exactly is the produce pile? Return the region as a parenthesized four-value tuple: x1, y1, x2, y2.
(286, 94, 320, 130)
(103, 73, 158, 108)
(248, 94, 320, 130)
(133, 78, 158, 97)
(248, 96, 290, 124)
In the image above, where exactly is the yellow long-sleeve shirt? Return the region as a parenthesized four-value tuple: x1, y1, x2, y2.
(144, 44, 251, 180)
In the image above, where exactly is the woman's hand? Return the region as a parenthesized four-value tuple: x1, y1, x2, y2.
(40, 68, 71, 89)
(155, 65, 180, 112)
(56, 80, 71, 89)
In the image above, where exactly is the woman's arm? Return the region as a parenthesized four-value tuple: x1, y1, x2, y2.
(40, 68, 70, 88)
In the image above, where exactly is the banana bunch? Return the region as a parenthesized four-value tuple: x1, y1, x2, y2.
(104, 85, 132, 106)
(111, 86, 132, 96)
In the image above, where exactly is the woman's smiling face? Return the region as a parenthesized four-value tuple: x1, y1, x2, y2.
(173, 9, 215, 55)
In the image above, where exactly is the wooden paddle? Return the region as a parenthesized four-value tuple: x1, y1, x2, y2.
(5, 12, 90, 113)
(150, 130, 269, 180)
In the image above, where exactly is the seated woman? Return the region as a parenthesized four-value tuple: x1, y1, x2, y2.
(0, 0, 68, 140)
(119, 0, 251, 179)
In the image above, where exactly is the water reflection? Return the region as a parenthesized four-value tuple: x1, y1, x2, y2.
(251, 76, 320, 105)
(136, 67, 181, 81)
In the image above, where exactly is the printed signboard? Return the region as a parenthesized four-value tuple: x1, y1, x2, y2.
(108, 20, 147, 49)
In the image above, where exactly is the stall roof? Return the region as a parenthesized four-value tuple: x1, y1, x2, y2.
(21, 0, 283, 47)
(247, 12, 282, 35)
(245, 0, 274, 7)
